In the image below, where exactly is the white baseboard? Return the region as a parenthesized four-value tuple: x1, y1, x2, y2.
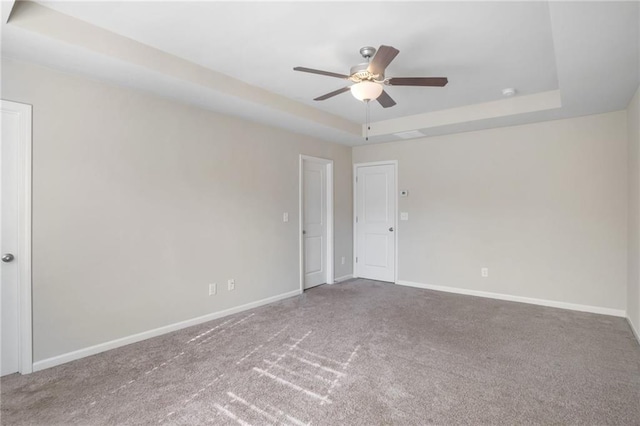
(396, 280, 626, 317)
(333, 274, 354, 283)
(628, 317, 640, 346)
(32, 289, 302, 372)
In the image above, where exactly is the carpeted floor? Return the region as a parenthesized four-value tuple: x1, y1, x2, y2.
(2, 279, 640, 425)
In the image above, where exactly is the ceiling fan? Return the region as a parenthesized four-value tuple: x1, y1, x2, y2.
(294, 45, 448, 108)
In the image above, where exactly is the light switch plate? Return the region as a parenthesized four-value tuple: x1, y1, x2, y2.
(400, 212, 409, 221)
(283, 212, 289, 222)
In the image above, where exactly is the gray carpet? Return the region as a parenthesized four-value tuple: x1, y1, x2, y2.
(2, 279, 640, 425)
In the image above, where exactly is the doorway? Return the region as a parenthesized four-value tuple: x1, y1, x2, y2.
(1, 99, 33, 375)
(353, 161, 397, 283)
(299, 156, 333, 290)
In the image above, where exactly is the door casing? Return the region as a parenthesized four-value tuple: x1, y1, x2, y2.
(353, 160, 398, 283)
(1, 99, 33, 375)
(299, 155, 333, 292)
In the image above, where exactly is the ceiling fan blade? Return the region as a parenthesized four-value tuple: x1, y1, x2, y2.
(368, 45, 400, 76)
(314, 86, 351, 101)
(387, 77, 448, 87)
(377, 90, 396, 108)
(294, 67, 349, 79)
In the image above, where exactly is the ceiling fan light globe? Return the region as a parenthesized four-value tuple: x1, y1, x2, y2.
(350, 81, 383, 102)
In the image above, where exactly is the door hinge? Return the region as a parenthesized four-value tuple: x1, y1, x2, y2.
(356, 216, 358, 223)
(356, 176, 358, 183)
(356, 257, 358, 263)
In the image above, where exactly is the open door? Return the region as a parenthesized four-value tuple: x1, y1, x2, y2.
(300, 156, 333, 290)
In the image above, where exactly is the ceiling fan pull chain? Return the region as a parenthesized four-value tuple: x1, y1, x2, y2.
(365, 100, 370, 141)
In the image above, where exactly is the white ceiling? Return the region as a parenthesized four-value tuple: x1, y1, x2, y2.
(1, 1, 639, 146)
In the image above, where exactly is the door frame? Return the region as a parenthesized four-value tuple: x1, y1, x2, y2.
(353, 160, 399, 283)
(299, 155, 334, 292)
(1, 99, 33, 374)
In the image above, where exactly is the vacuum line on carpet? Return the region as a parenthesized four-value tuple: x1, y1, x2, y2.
(278, 353, 346, 377)
(267, 325, 289, 342)
(284, 344, 348, 367)
(261, 402, 310, 426)
(236, 344, 264, 365)
(343, 345, 361, 370)
(88, 350, 187, 408)
(198, 314, 256, 346)
(187, 318, 235, 344)
(227, 392, 280, 423)
(228, 313, 256, 329)
(158, 374, 224, 423)
(252, 367, 332, 404)
(262, 359, 334, 385)
(259, 331, 312, 375)
(213, 403, 252, 426)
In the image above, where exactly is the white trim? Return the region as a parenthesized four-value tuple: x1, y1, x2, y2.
(333, 274, 354, 283)
(396, 280, 626, 317)
(18, 102, 32, 375)
(393, 162, 398, 284)
(353, 161, 399, 283)
(1, 1, 17, 24)
(299, 155, 334, 291)
(327, 162, 334, 285)
(367, 90, 562, 137)
(352, 163, 357, 278)
(33, 289, 302, 372)
(628, 318, 640, 346)
(299, 158, 304, 291)
(1, 100, 33, 374)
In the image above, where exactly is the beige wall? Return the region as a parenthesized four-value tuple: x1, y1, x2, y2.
(2, 54, 635, 363)
(354, 112, 628, 312)
(628, 84, 640, 334)
(2, 58, 353, 362)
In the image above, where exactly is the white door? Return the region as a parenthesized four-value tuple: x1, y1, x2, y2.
(1, 101, 24, 376)
(303, 160, 327, 289)
(355, 164, 396, 282)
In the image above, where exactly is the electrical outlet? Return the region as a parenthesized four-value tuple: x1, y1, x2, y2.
(481, 268, 489, 278)
(341, 256, 346, 265)
(227, 279, 235, 291)
(283, 212, 289, 222)
(209, 283, 217, 296)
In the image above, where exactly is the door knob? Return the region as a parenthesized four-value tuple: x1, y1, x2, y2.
(389, 227, 394, 232)
(2, 253, 15, 263)
(303, 230, 306, 235)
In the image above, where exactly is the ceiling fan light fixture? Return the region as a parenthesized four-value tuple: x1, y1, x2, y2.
(350, 81, 383, 102)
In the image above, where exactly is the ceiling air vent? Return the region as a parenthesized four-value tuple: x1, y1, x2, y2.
(393, 130, 425, 140)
